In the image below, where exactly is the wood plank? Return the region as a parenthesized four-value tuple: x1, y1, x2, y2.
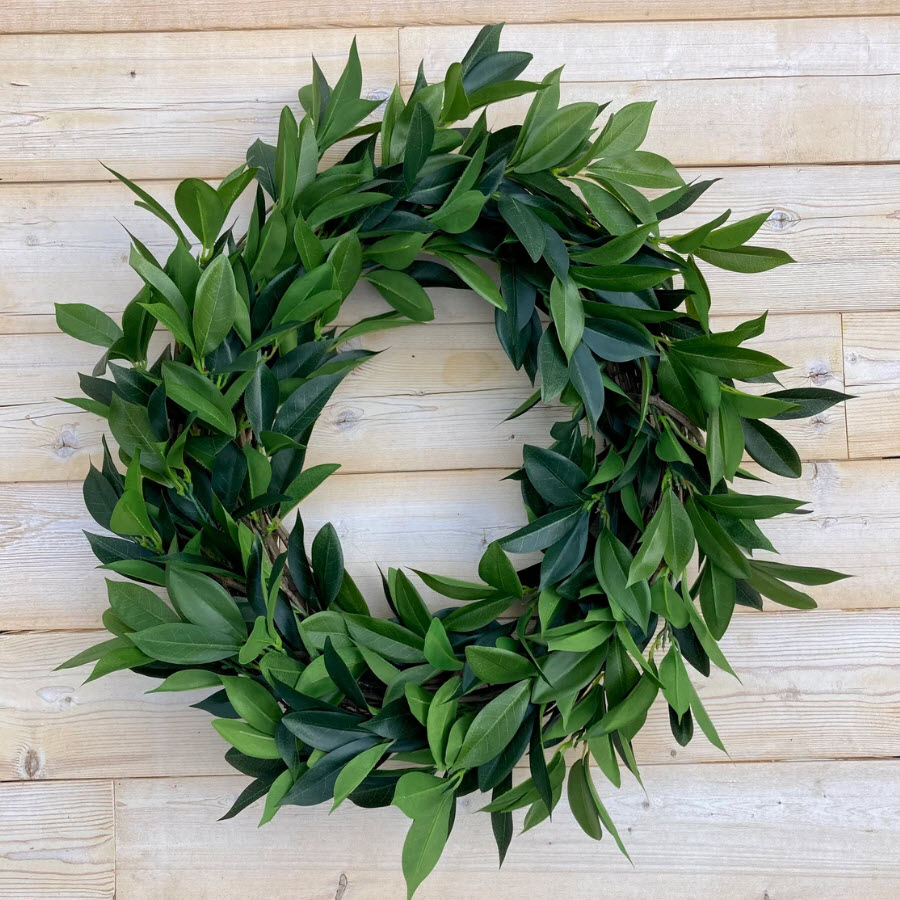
(3, 457, 895, 633)
(408, 75, 900, 166)
(843, 312, 900, 458)
(3, 165, 897, 335)
(0, 780, 114, 899)
(0, 312, 845, 483)
(2, 1, 899, 34)
(401, 17, 900, 83)
(3, 610, 898, 779)
(0, 472, 537, 631)
(113, 761, 900, 898)
(0, 29, 399, 183)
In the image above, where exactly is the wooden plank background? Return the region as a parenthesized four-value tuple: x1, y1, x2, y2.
(1, 4, 898, 898)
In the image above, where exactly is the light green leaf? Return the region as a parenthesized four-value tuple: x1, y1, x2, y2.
(162, 361, 236, 436)
(55, 303, 123, 348)
(193, 254, 237, 357)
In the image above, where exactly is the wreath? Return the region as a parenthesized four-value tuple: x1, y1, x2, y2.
(57, 25, 849, 897)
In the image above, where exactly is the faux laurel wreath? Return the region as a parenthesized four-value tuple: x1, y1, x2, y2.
(57, 25, 849, 897)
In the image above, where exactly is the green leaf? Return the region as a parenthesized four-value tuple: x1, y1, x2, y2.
(455, 680, 531, 769)
(346, 615, 426, 664)
(110, 488, 157, 540)
(162, 361, 236, 436)
(84, 645, 153, 683)
(411, 571, 495, 602)
(699, 493, 805, 519)
(742, 418, 802, 478)
(594, 531, 651, 631)
(401, 790, 454, 900)
(311, 523, 344, 607)
(751, 560, 848, 586)
(582, 319, 657, 363)
(147, 669, 221, 693)
(364, 232, 428, 270)
(466, 646, 535, 684)
(703, 210, 772, 250)
(497, 194, 546, 263)
(570, 224, 653, 266)
(685, 497, 751, 579)
(442, 594, 515, 632)
(428, 190, 486, 234)
(699, 563, 736, 640)
(193, 254, 237, 357)
(403, 103, 436, 189)
(590, 151, 683, 189)
(695, 244, 793, 273)
(55, 303, 123, 348)
(478, 542, 523, 599)
(516, 102, 598, 174)
(166, 566, 246, 641)
(671, 339, 788, 380)
(549, 275, 584, 361)
(102, 164, 188, 243)
(307, 191, 392, 229)
(107, 579, 178, 630)
(746, 561, 817, 610)
(593, 101, 655, 157)
(424, 618, 463, 671)
(500, 507, 582, 554)
(567, 757, 603, 840)
(592, 673, 658, 734)
(523, 444, 587, 507)
(108, 394, 166, 471)
(332, 742, 390, 810)
(258, 768, 294, 826)
(174, 178, 225, 249)
(293, 214, 325, 270)
(220, 675, 282, 735)
(392, 569, 433, 636)
(572, 264, 675, 293)
(765, 388, 853, 421)
(365, 269, 434, 322)
(250, 208, 287, 282)
(211, 718, 281, 759)
(568, 341, 606, 428)
(130, 623, 240, 664)
(433, 251, 505, 309)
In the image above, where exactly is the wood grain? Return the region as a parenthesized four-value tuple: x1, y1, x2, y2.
(412, 76, 900, 165)
(0, 780, 114, 899)
(0, 312, 846, 484)
(0, 29, 398, 183)
(112, 760, 900, 899)
(3, 609, 898, 780)
(2, 1, 899, 34)
(843, 312, 900, 458)
(3, 165, 897, 334)
(6, 457, 899, 633)
(401, 17, 900, 83)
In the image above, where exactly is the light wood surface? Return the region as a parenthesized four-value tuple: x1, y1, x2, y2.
(2, 5, 898, 898)
(0, 780, 115, 899)
(9, 456, 900, 632)
(2, 1, 899, 34)
(844, 312, 900, 458)
(3, 165, 897, 335)
(401, 17, 900, 83)
(0, 312, 846, 483)
(111, 760, 900, 899)
(3, 609, 898, 781)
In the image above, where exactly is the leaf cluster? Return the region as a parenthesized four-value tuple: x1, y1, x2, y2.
(58, 25, 850, 897)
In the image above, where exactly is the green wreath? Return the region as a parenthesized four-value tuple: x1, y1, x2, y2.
(57, 25, 849, 897)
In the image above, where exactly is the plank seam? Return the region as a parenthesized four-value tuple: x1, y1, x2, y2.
(4, 12, 900, 37)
